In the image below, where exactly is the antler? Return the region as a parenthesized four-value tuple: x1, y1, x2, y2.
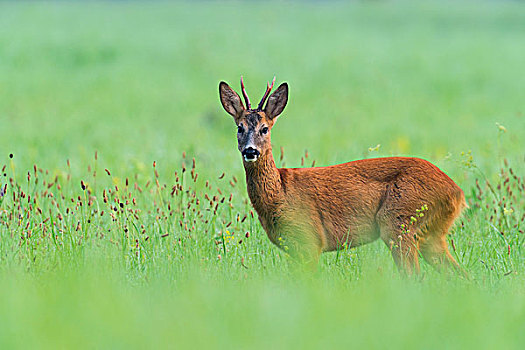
(257, 76, 276, 110)
(240, 76, 251, 109)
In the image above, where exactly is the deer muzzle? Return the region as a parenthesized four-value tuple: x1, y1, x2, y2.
(242, 147, 260, 162)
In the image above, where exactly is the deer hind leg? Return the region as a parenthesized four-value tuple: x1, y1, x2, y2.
(419, 235, 459, 270)
(376, 202, 420, 275)
(416, 195, 468, 277)
(378, 221, 421, 276)
(418, 224, 467, 277)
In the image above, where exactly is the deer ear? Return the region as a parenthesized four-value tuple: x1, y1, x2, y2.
(219, 82, 245, 118)
(264, 83, 288, 119)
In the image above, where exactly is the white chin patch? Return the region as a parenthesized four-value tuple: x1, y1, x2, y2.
(244, 155, 258, 162)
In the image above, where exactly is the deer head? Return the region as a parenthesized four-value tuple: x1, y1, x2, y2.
(219, 77, 288, 163)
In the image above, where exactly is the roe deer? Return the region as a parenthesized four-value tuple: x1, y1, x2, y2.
(219, 77, 466, 275)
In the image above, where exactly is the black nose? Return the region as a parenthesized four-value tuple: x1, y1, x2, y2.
(242, 147, 260, 160)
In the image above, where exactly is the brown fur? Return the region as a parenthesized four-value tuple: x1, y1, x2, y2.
(219, 79, 466, 274)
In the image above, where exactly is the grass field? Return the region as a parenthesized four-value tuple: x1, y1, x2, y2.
(1, 1, 525, 348)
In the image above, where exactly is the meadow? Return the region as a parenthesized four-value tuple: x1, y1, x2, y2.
(0, 1, 524, 348)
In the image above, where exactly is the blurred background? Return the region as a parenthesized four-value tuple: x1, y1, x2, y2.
(1, 0, 523, 186)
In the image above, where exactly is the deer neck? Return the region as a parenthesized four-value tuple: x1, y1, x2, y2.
(243, 148, 283, 214)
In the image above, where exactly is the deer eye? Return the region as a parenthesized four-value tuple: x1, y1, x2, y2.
(261, 126, 269, 135)
(237, 125, 244, 134)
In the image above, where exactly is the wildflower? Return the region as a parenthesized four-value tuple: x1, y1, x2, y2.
(495, 122, 507, 133)
(368, 144, 381, 152)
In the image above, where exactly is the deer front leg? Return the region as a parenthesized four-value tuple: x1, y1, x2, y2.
(276, 221, 324, 270)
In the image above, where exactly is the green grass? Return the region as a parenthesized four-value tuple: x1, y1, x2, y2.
(0, 1, 524, 349)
